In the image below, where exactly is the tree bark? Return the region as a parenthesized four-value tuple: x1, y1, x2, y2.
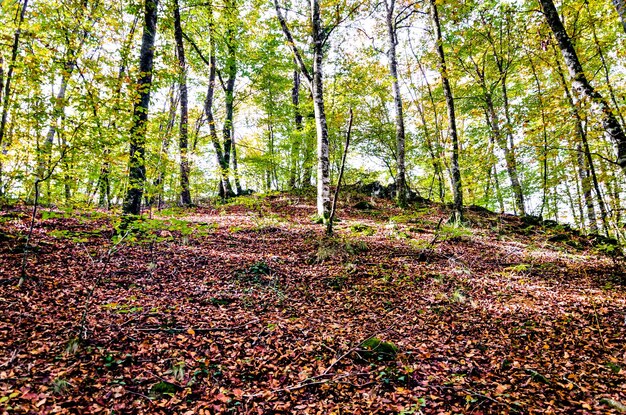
(551, 43, 608, 234)
(289, 67, 303, 189)
(540, 0, 626, 173)
(576, 143, 598, 233)
(173, 0, 192, 206)
(123, 0, 159, 215)
(310, 0, 331, 220)
(0, 0, 29, 195)
(384, 0, 407, 207)
(274, 0, 331, 220)
(430, 0, 462, 222)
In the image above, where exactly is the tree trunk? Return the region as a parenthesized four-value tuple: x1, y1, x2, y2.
(540, 0, 626, 173)
(173, 0, 192, 206)
(384, 0, 407, 207)
(289, 68, 302, 189)
(527, 51, 549, 217)
(231, 124, 243, 194)
(576, 144, 598, 233)
(430, 0, 462, 221)
(311, 0, 331, 220)
(551, 43, 609, 234)
(481, 90, 524, 216)
(500, 78, 526, 215)
(0, 0, 29, 195)
(123, 0, 159, 215)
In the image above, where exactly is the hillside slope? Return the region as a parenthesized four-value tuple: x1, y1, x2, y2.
(0, 193, 624, 414)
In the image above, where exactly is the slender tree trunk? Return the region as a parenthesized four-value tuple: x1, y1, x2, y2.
(273, 0, 329, 210)
(219, 0, 239, 195)
(551, 43, 609, 234)
(202, 1, 233, 198)
(0, 0, 29, 195)
(540, 0, 626, 173)
(173, 0, 192, 206)
(385, 0, 407, 207)
(527, 51, 549, 217)
(39, 62, 73, 206)
(123, 0, 159, 215)
(204, 61, 232, 198)
(231, 124, 243, 194)
(482, 92, 523, 215)
(500, 77, 526, 215)
(576, 144, 597, 233)
(587, 6, 626, 129)
(289, 68, 302, 189)
(98, 149, 111, 209)
(430, 0, 462, 221)
(311, 0, 331, 220)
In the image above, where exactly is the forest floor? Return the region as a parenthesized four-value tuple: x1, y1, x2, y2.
(1, 190, 625, 414)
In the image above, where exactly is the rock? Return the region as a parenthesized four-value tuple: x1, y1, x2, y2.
(353, 201, 375, 210)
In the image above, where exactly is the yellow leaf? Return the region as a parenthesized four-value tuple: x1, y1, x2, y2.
(187, 328, 195, 336)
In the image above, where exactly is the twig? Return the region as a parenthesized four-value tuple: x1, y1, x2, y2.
(327, 108, 354, 235)
(243, 372, 369, 399)
(0, 349, 18, 368)
(126, 389, 153, 402)
(135, 319, 259, 334)
(18, 146, 68, 286)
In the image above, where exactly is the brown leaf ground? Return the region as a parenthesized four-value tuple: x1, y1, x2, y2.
(1, 192, 625, 414)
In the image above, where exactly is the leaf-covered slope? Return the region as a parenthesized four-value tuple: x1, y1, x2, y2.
(0, 195, 624, 414)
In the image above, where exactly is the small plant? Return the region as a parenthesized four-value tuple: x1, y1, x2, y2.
(505, 263, 531, 273)
(314, 237, 368, 263)
(605, 361, 622, 374)
(51, 377, 71, 395)
(65, 337, 80, 355)
(357, 337, 399, 361)
(350, 223, 375, 236)
(235, 261, 273, 285)
(150, 381, 180, 397)
(439, 223, 473, 242)
(171, 362, 185, 381)
(450, 289, 467, 304)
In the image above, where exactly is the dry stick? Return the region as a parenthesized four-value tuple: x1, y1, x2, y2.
(135, 318, 259, 334)
(76, 231, 130, 341)
(243, 372, 369, 399)
(18, 146, 68, 286)
(327, 108, 354, 235)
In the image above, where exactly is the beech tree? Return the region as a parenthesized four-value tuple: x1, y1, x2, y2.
(124, 0, 159, 215)
(539, 0, 626, 175)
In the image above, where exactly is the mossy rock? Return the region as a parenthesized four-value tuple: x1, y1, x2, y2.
(547, 233, 570, 243)
(357, 337, 398, 361)
(353, 201, 375, 210)
(150, 381, 180, 396)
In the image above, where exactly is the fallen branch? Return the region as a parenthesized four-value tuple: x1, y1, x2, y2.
(135, 319, 259, 334)
(243, 371, 369, 399)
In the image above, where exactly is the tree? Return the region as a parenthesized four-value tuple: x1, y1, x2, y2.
(123, 0, 159, 215)
(539, 0, 626, 175)
(173, 0, 192, 206)
(0, 0, 29, 196)
(429, 0, 463, 222)
(383, 0, 410, 207)
(273, 0, 343, 221)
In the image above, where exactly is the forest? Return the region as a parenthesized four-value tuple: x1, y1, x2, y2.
(1, 0, 626, 413)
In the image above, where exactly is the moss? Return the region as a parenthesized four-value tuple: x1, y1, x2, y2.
(350, 223, 375, 236)
(150, 381, 180, 396)
(358, 337, 398, 361)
